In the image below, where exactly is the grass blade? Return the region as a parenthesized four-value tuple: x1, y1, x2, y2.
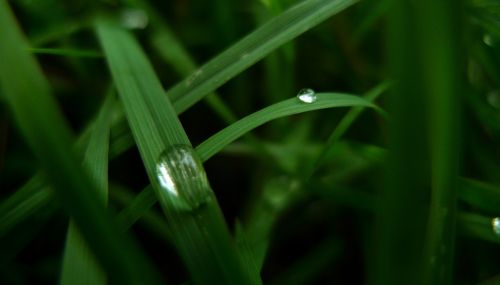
(0, 0, 360, 230)
(60, 93, 115, 285)
(167, 0, 359, 113)
(197, 92, 376, 161)
(0, 2, 162, 284)
(118, 91, 377, 254)
(374, 0, 462, 284)
(96, 20, 259, 285)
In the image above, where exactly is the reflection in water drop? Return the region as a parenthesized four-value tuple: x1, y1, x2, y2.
(156, 145, 211, 211)
(121, 9, 149, 30)
(297, 88, 317, 103)
(492, 217, 500, 236)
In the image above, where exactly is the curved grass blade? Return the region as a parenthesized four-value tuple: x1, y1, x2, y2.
(96, 20, 259, 285)
(196, 93, 376, 161)
(0, 0, 360, 240)
(0, 2, 162, 284)
(118, 92, 377, 237)
(60, 94, 115, 285)
(167, 0, 359, 113)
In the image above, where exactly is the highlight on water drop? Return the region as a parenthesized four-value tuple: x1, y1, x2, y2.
(297, 88, 317, 103)
(155, 145, 212, 211)
(492, 217, 500, 236)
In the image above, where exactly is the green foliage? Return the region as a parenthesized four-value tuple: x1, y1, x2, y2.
(1, 0, 500, 284)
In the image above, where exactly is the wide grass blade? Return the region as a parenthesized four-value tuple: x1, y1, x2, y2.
(0, 2, 162, 284)
(117, 91, 377, 253)
(96, 20, 258, 285)
(167, 0, 359, 113)
(60, 94, 115, 285)
(374, 0, 463, 284)
(0, 0, 361, 230)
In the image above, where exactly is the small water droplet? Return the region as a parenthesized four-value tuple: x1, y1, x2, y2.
(297, 88, 317, 103)
(155, 145, 211, 211)
(121, 9, 149, 30)
(492, 217, 500, 236)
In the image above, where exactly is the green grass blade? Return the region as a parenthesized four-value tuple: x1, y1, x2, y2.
(416, 1, 462, 284)
(60, 93, 115, 285)
(458, 178, 500, 215)
(0, 174, 52, 236)
(0, 0, 359, 232)
(269, 238, 342, 285)
(0, 2, 162, 284)
(111, 185, 172, 241)
(117, 93, 376, 260)
(28, 47, 102, 58)
(117, 185, 157, 229)
(459, 212, 500, 244)
(197, 93, 376, 161)
(96, 20, 259, 285)
(167, 0, 359, 113)
(375, 0, 462, 284)
(308, 81, 390, 176)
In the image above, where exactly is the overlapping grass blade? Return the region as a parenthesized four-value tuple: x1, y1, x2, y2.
(167, 0, 359, 113)
(118, 92, 377, 248)
(0, 0, 360, 231)
(0, 2, 162, 284)
(308, 81, 390, 176)
(60, 94, 115, 285)
(123, 0, 237, 124)
(96, 20, 258, 285)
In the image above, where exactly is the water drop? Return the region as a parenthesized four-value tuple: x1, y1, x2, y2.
(297, 88, 317, 103)
(121, 9, 149, 30)
(492, 217, 500, 236)
(155, 145, 212, 211)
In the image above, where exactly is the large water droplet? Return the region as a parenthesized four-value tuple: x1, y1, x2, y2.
(155, 145, 211, 211)
(297, 88, 317, 103)
(492, 217, 500, 236)
(121, 9, 149, 30)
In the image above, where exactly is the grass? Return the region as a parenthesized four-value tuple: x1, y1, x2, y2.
(1, 0, 500, 284)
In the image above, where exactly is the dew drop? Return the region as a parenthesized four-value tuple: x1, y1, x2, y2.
(492, 217, 500, 236)
(297, 88, 317, 103)
(121, 9, 149, 30)
(155, 145, 211, 211)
